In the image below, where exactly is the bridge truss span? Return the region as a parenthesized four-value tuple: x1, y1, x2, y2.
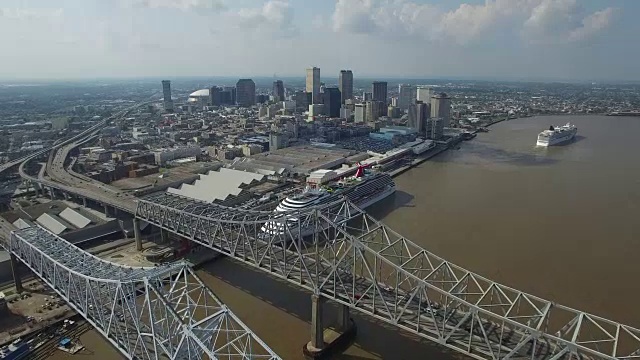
(137, 192, 640, 360)
(7, 226, 280, 360)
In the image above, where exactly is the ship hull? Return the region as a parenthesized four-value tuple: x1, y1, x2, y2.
(536, 129, 577, 147)
(261, 183, 396, 238)
(291, 184, 396, 238)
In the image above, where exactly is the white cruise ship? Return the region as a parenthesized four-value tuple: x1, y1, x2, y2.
(261, 169, 395, 236)
(536, 123, 577, 147)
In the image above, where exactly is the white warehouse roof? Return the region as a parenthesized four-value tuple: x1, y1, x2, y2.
(167, 168, 264, 204)
(36, 213, 69, 235)
(59, 208, 91, 229)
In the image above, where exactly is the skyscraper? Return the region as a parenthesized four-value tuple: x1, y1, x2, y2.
(323, 87, 341, 118)
(338, 70, 353, 104)
(272, 80, 285, 102)
(209, 86, 221, 106)
(236, 79, 256, 107)
(161, 80, 173, 112)
(372, 81, 388, 104)
(365, 101, 383, 122)
(354, 104, 365, 123)
(306, 67, 321, 104)
(431, 117, 445, 140)
(431, 92, 452, 126)
(417, 86, 433, 103)
(398, 84, 417, 111)
(407, 101, 428, 133)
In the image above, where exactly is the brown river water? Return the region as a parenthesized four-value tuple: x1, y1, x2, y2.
(49, 115, 640, 359)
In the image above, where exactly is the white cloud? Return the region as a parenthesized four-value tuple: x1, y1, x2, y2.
(331, 0, 377, 34)
(132, 0, 225, 11)
(232, 0, 297, 35)
(0, 7, 63, 20)
(568, 7, 616, 42)
(331, 0, 616, 45)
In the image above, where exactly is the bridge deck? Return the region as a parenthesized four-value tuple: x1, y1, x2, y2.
(137, 192, 640, 360)
(6, 226, 280, 360)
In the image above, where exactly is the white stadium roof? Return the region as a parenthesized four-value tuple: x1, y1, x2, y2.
(189, 89, 210, 98)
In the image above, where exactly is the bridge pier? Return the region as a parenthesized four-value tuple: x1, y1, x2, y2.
(82, 197, 87, 207)
(49, 187, 55, 200)
(310, 294, 325, 350)
(103, 204, 110, 217)
(304, 295, 357, 359)
(160, 229, 169, 243)
(133, 219, 142, 251)
(10, 254, 23, 294)
(337, 304, 351, 332)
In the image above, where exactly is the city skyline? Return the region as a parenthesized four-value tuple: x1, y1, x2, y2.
(0, 0, 638, 82)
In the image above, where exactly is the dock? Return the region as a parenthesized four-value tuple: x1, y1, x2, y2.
(387, 146, 448, 178)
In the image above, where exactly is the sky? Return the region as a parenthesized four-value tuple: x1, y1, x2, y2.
(0, 0, 639, 82)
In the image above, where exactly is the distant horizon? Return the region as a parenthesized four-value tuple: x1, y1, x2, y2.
(2, 74, 639, 86)
(1, 1, 638, 82)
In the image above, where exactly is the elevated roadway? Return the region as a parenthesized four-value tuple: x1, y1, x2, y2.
(3, 225, 280, 359)
(6, 100, 640, 359)
(136, 191, 640, 360)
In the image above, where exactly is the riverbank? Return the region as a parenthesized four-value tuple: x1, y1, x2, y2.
(388, 146, 448, 178)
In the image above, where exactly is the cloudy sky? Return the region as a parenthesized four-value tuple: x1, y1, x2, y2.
(0, 0, 638, 81)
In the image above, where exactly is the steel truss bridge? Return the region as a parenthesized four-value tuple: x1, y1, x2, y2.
(137, 192, 640, 360)
(5, 226, 280, 360)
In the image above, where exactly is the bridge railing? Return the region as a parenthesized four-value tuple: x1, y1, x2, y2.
(6, 226, 281, 360)
(136, 192, 640, 360)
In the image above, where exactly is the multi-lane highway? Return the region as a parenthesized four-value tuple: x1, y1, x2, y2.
(11, 102, 152, 214)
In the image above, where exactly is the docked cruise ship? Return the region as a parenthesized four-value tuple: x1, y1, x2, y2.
(536, 123, 577, 147)
(261, 166, 395, 236)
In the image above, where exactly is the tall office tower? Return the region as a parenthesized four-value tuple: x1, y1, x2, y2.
(338, 70, 353, 104)
(417, 86, 433, 103)
(363, 92, 373, 101)
(398, 84, 417, 111)
(322, 87, 342, 118)
(372, 81, 388, 104)
(354, 103, 366, 123)
(293, 90, 309, 110)
(236, 79, 256, 107)
(209, 86, 221, 106)
(306, 67, 321, 104)
(408, 102, 426, 133)
(431, 117, 444, 140)
(161, 80, 174, 112)
(431, 92, 452, 126)
(272, 80, 285, 102)
(365, 101, 383, 122)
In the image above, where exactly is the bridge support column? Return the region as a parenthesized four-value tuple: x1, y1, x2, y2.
(310, 294, 325, 350)
(160, 229, 168, 243)
(10, 254, 23, 294)
(82, 197, 87, 208)
(49, 187, 55, 200)
(63, 192, 69, 200)
(337, 304, 351, 332)
(134, 219, 143, 251)
(104, 204, 110, 217)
